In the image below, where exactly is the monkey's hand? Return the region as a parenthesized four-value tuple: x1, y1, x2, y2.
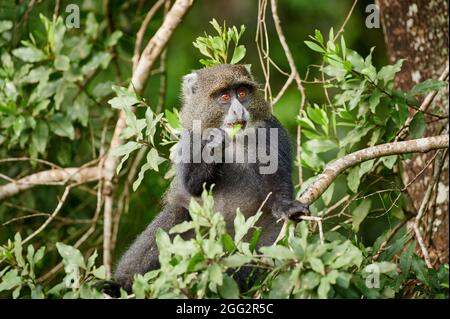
(283, 200, 310, 222)
(93, 279, 124, 298)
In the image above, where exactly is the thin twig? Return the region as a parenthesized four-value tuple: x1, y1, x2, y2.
(22, 185, 74, 245)
(411, 149, 447, 268)
(132, 0, 166, 71)
(270, 0, 306, 187)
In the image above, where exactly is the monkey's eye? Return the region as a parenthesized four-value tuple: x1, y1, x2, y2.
(219, 93, 231, 103)
(237, 87, 249, 100)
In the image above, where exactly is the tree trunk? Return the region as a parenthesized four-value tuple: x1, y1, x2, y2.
(378, 0, 449, 264)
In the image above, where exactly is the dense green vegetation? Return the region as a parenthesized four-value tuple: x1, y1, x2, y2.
(0, 0, 448, 299)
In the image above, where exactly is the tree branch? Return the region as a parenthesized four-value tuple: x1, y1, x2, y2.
(132, 0, 166, 71)
(298, 135, 449, 205)
(0, 167, 100, 200)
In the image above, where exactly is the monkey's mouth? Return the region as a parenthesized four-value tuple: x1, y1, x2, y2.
(227, 120, 247, 129)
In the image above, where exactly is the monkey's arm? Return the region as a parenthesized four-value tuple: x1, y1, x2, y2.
(264, 117, 309, 220)
(113, 205, 189, 292)
(180, 129, 226, 197)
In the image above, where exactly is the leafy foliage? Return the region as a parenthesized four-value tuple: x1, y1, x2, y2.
(0, 4, 448, 300)
(193, 19, 246, 66)
(1, 189, 447, 299)
(298, 29, 447, 234)
(0, 14, 121, 162)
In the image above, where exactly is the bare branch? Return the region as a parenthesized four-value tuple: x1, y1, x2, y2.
(0, 167, 100, 200)
(132, 0, 166, 71)
(270, 0, 307, 186)
(298, 135, 449, 205)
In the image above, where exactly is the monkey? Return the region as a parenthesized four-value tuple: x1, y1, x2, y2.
(112, 64, 309, 293)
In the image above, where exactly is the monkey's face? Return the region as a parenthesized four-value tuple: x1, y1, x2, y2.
(213, 84, 252, 134)
(180, 64, 272, 131)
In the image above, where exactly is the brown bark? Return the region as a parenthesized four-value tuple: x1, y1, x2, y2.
(378, 0, 449, 264)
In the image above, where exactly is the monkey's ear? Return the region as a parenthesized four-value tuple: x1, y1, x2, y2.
(182, 72, 198, 98)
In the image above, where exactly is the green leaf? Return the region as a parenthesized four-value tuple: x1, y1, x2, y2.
(412, 255, 430, 286)
(222, 254, 252, 268)
(409, 112, 426, 139)
(233, 208, 262, 243)
(132, 148, 165, 191)
(164, 109, 180, 129)
(322, 182, 334, 206)
(108, 87, 140, 109)
(146, 148, 165, 172)
(169, 221, 195, 234)
(359, 159, 375, 177)
(249, 227, 262, 252)
(0, 270, 21, 292)
(400, 240, 416, 275)
(56, 242, 86, 269)
(269, 267, 300, 298)
(382, 155, 397, 169)
(105, 30, 123, 47)
(260, 245, 296, 260)
(32, 121, 49, 154)
(34, 246, 45, 263)
(352, 199, 371, 232)
(22, 66, 51, 84)
(377, 59, 403, 83)
(317, 278, 330, 299)
(72, 95, 89, 127)
(347, 166, 360, 193)
(304, 41, 325, 53)
(12, 47, 46, 62)
(218, 274, 240, 299)
(340, 125, 374, 148)
(309, 257, 325, 275)
(301, 271, 321, 290)
(208, 264, 223, 291)
(230, 45, 246, 64)
(81, 52, 112, 75)
(92, 266, 106, 279)
(304, 139, 337, 153)
(222, 233, 236, 253)
(54, 55, 70, 71)
(0, 20, 13, 33)
(340, 36, 346, 58)
(314, 29, 324, 44)
(85, 13, 99, 39)
(49, 114, 75, 140)
(336, 272, 351, 288)
(111, 141, 141, 157)
(306, 105, 328, 130)
(410, 79, 447, 96)
(13, 233, 25, 267)
(111, 141, 141, 174)
(369, 90, 382, 113)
